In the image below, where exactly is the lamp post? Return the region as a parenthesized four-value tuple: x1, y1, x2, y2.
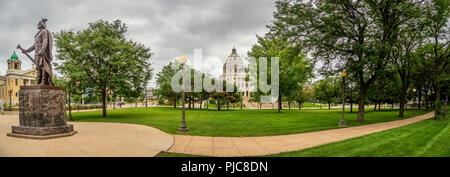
(67, 78, 73, 121)
(339, 72, 347, 127)
(9, 90, 12, 111)
(178, 55, 189, 133)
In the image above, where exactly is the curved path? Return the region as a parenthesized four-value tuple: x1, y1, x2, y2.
(0, 115, 173, 157)
(167, 111, 435, 156)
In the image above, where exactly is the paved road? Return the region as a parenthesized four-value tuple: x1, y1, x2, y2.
(167, 111, 435, 157)
(0, 115, 173, 157)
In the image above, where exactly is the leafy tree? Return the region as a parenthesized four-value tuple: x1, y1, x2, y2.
(269, 0, 426, 122)
(55, 19, 153, 117)
(295, 84, 313, 110)
(210, 80, 235, 111)
(344, 80, 359, 113)
(155, 62, 181, 108)
(367, 69, 402, 111)
(225, 84, 241, 110)
(211, 91, 227, 111)
(424, 0, 449, 120)
(248, 35, 312, 113)
(390, 6, 427, 117)
(198, 73, 213, 109)
(313, 77, 339, 109)
(249, 91, 265, 109)
(411, 46, 436, 110)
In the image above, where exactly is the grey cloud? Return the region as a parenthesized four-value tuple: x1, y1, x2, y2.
(0, 0, 275, 87)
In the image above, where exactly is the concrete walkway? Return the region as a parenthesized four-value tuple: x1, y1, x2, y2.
(167, 111, 435, 156)
(0, 115, 173, 157)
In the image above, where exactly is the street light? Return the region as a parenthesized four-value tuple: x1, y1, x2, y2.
(339, 72, 347, 127)
(67, 78, 73, 121)
(178, 55, 189, 133)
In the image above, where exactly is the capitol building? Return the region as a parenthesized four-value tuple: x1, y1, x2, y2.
(220, 46, 251, 98)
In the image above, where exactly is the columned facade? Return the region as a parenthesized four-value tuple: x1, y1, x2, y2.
(220, 46, 251, 97)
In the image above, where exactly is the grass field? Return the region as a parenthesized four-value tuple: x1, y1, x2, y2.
(157, 118, 449, 157)
(301, 102, 328, 108)
(72, 107, 429, 137)
(266, 118, 450, 157)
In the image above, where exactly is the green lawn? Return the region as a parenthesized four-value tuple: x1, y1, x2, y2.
(267, 118, 450, 157)
(157, 118, 449, 157)
(302, 102, 328, 108)
(72, 107, 429, 137)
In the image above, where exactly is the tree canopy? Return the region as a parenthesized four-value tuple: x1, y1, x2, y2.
(55, 19, 153, 117)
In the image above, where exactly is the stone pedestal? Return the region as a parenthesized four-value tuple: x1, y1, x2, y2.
(7, 85, 77, 139)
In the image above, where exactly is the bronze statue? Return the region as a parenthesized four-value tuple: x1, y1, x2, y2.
(17, 19, 54, 86)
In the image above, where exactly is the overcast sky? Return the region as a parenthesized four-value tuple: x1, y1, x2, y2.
(0, 0, 275, 87)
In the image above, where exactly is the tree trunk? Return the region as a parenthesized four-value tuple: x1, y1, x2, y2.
(435, 74, 441, 120)
(298, 102, 302, 110)
(278, 94, 282, 113)
(357, 89, 367, 122)
(399, 83, 408, 118)
(241, 94, 243, 110)
(378, 102, 381, 111)
(119, 95, 122, 108)
(447, 95, 450, 105)
(424, 87, 429, 110)
(200, 100, 203, 109)
(288, 102, 291, 109)
(113, 96, 116, 109)
(174, 97, 177, 108)
(418, 88, 422, 110)
(374, 102, 377, 111)
(328, 102, 331, 110)
(350, 101, 353, 113)
(217, 102, 221, 111)
(188, 98, 191, 109)
(101, 90, 107, 117)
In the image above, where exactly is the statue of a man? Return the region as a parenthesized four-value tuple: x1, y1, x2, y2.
(20, 19, 54, 86)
